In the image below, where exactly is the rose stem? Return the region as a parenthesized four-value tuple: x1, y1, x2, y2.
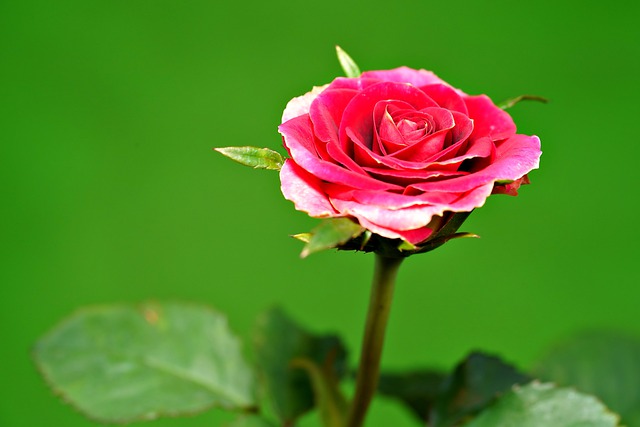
(346, 253, 404, 427)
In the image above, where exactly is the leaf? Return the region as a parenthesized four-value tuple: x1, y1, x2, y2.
(253, 307, 348, 426)
(335, 46, 362, 78)
(227, 415, 277, 427)
(33, 302, 256, 423)
(533, 331, 640, 426)
(215, 146, 285, 171)
(291, 233, 312, 243)
(430, 352, 530, 427)
(291, 358, 348, 427)
(464, 382, 620, 427)
(497, 95, 548, 110)
(377, 370, 447, 422)
(301, 218, 364, 258)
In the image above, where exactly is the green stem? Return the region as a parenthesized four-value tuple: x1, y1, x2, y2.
(346, 253, 404, 427)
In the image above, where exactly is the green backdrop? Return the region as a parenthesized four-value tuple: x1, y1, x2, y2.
(2, 1, 639, 426)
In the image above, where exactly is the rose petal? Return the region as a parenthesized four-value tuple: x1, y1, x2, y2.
(330, 198, 445, 231)
(363, 167, 467, 186)
(420, 84, 468, 114)
(325, 141, 367, 174)
(280, 160, 338, 217)
(446, 182, 495, 211)
(282, 84, 328, 123)
(373, 101, 419, 154)
(408, 134, 541, 193)
(421, 134, 492, 172)
(361, 67, 448, 88)
(356, 215, 434, 244)
(309, 88, 358, 143)
(464, 95, 516, 141)
(280, 115, 403, 191)
(340, 81, 439, 153)
(326, 76, 383, 92)
(390, 108, 455, 161)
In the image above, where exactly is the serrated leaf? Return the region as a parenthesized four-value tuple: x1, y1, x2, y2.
(215, 146, 285, 171)
(465, 382, 620, 427)
(533, 331, 640, 426)
(430, 352, 530, 427)
(33, 302, 256, 423)
(227, 415, 277, 427)
(497, 95, 548, 110)
(377, 370, 446, 422)
(335, 46, 361, 78)
(253, 307, 348, 426)
(301, 218, 364, 258)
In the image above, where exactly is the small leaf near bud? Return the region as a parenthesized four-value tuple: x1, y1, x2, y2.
(498, 95, 548, 110)
(291, 233, 312, 243)
(335, 46, 362, 78)
(215, 146, 285, 171)
(301, 218, 364, 258)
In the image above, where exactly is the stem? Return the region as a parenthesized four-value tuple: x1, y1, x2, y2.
(346, 253, 404, 427)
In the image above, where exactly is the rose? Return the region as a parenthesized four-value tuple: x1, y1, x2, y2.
(279, 67, 541, 245)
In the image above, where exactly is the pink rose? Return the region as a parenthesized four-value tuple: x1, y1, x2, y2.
(279, 67, 541, 245)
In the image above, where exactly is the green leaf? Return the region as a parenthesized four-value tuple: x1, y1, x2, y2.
(301, 218, 364, 258)
(291, 233, 312, 243)
(431, 352, 530, 427)
(215, 146, 285, 171)
(335, 46, 362, 78)
(533, 331, 640, 426)
(377, 370, 446, 422)
(227, 415, 277, 427)
(497, 95, 548, 110)
(33, 302, 256, 423)
(464, 382, 620, 427)
(253, 307, 348, 426)
(291, 358, 348, 427)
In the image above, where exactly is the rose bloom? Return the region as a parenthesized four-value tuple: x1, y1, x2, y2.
(279, 67, 541, 244)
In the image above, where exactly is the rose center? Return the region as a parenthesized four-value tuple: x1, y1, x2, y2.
(396, 116, 433, 143)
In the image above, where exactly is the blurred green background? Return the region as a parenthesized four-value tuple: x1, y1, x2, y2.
(2, 0, 639, 426)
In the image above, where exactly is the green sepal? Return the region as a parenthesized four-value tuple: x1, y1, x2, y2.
(301, 218, 364, 258)
(465, 382, 620, 427)
(33, 302, 257, 424)
(497, 94, 548, 110)
(359, 230, 373, 250)
(335, 212, 477, 258)
(215, 146, 285, 171)
(253, 307, 348, 426)
(291, 233, 312, 243)
(414, 232, 479, 255)
(494, 179, 515, 185)
(398, 240, 418, 252)
(335, 46, 362, 78)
